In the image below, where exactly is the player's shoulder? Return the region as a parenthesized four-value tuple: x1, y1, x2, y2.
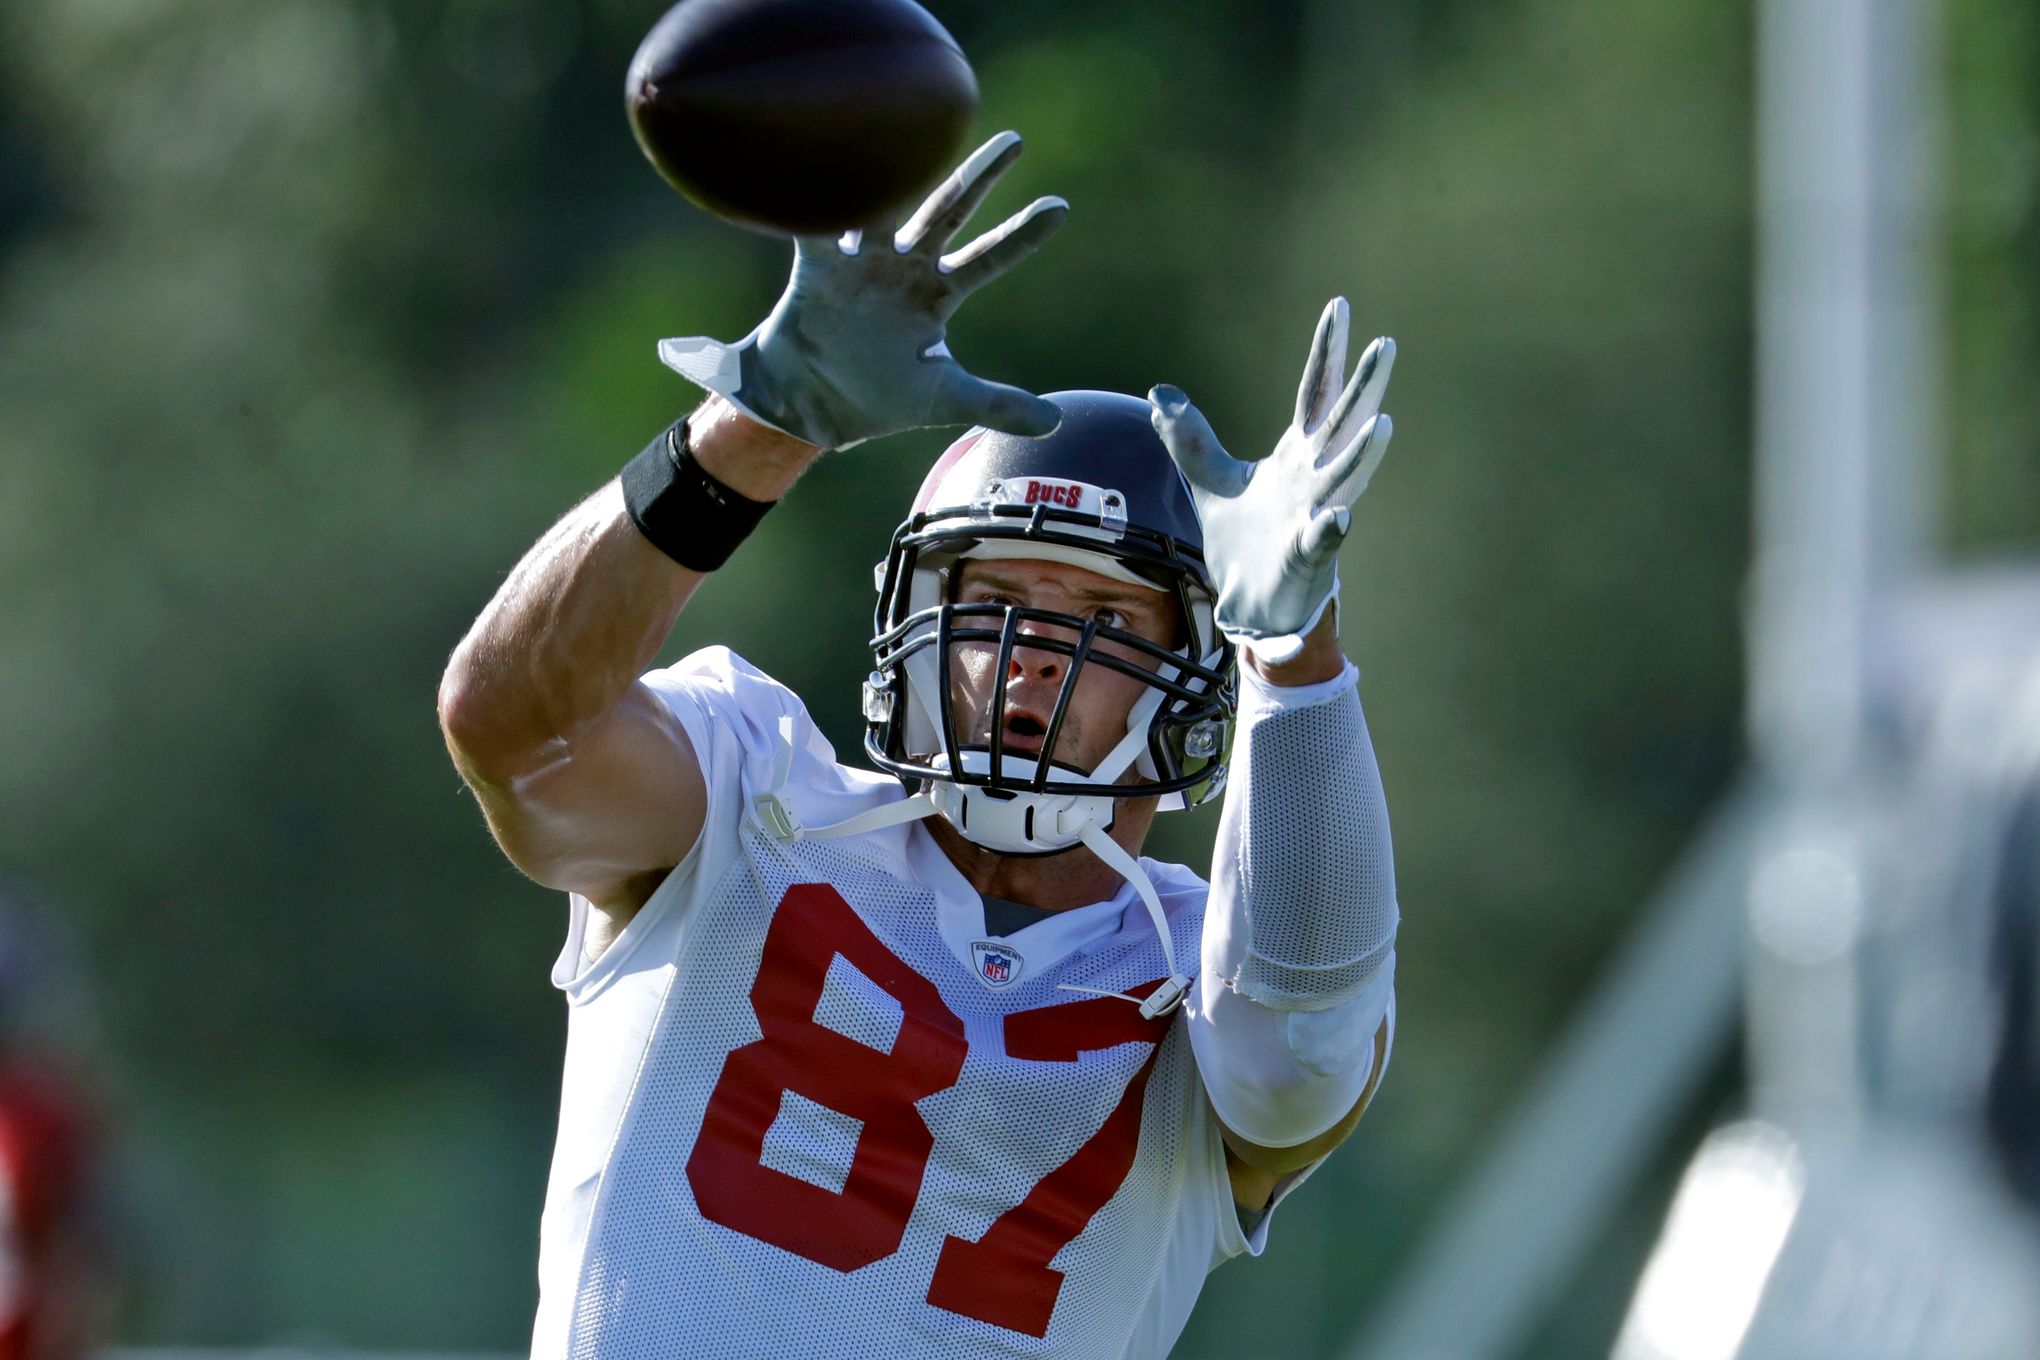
(642, 646, 812, 756)
(643, 644, 792, 716)
(642, 646, 889, 802)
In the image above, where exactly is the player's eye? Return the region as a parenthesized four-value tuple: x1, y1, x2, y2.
(1092, 606, 1128, 630)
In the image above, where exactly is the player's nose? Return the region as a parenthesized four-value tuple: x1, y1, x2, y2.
(1007, 647, 1061, 681)
(1007, 628, 1067, 681)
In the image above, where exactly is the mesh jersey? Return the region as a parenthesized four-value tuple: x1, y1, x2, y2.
(532, 648, 1289, 1360)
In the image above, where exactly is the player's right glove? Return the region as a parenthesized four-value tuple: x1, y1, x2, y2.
(658, 131, 1067, 451)
(1148, 298, 1394, 664)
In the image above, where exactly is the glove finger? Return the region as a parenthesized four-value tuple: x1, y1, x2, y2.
(1148, 385, 1241, 494)
(1321, 336, 1396, 447)
(896, 130, 1023, 255)
(1297, 504, 1351, 567)
(941, 196, 1069, 295)
(1313, 413, 1393, 508)
(931, 366, 1063, 436)
(657, 335, 742, 396)
(1293, 296, 1351, 433)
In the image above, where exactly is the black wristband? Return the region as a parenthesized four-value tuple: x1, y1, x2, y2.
(620, 419, 777, 572)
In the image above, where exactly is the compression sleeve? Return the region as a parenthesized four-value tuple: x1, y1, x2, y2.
(1186, 658, 1399, 1149)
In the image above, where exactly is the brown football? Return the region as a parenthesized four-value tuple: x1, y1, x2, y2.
(626, 0, 979, 235)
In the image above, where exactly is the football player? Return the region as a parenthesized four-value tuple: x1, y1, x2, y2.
(0, 891, 111, 1360)
(439, 132, 1401, 1357)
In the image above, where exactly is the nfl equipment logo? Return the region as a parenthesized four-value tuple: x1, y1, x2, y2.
(970, 940, 1023, 990)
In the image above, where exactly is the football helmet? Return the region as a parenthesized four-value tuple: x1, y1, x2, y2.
(864, 391, 1237, 856)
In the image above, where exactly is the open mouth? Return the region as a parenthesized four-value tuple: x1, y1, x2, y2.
(997, 709, 1049, 754)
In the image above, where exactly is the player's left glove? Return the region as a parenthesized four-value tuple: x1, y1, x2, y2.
(658, 130, 1066, 451)
(1148, 298, 1395, 664)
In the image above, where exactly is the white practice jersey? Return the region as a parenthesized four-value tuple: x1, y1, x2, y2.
(531, 648, 1296, 1360)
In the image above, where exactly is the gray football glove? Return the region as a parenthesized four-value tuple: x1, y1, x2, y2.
(1149, 297, 1395, 664)
(658, 131, 1066, 451)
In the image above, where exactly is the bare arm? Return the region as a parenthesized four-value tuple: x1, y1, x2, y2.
(436, 395, 822, 930)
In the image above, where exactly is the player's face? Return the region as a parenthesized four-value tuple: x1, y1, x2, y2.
(947, 558, 1184, 776)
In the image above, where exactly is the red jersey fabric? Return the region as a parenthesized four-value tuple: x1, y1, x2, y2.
(0, 1061, 99, 1360)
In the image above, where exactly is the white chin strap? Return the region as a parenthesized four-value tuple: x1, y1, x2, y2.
(1059, 818, 1190, 1019)
(752, 718, 1190, 1019)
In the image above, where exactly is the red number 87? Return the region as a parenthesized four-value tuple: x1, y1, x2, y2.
(687, 883, 1173, 1338)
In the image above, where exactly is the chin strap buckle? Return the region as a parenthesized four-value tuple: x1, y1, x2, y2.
(1139, 974, 1190, 1020)
(754, 793, 803, 842)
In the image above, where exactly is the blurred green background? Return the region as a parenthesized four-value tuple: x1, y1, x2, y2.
(0, 0, 2031, 1354)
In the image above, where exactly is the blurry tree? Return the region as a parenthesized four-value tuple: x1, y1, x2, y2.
(1179, 0, 1755, 1350)
(1944, 0, 2040, 557)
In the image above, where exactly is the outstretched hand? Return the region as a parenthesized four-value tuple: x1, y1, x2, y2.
(1149, 298, 1395, 664)
(660, 131, 1067, 451)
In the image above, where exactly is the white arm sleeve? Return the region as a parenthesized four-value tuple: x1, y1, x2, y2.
(1187, 659, 1400, 1149)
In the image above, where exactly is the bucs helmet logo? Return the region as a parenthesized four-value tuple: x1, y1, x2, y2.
(1020, 479, 1083, 508)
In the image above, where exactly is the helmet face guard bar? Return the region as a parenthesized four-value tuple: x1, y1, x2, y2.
(870, 602, 1232, 796)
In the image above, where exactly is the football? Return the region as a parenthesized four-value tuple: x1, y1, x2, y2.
(625, 0, 979, 235)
